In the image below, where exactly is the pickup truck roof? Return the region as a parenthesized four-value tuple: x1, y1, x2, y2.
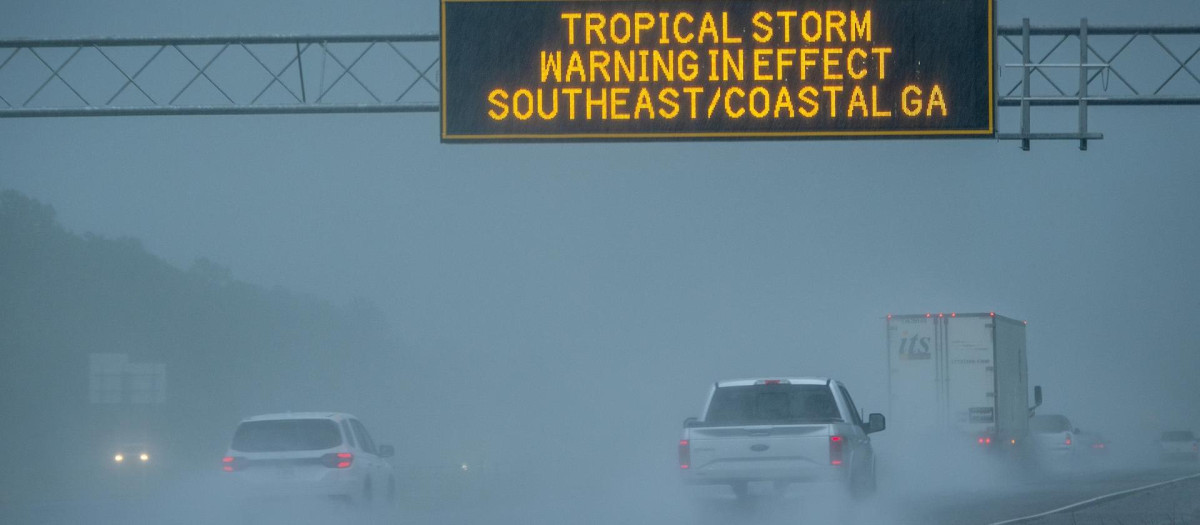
(242, 412, 356, 422)
(715, 377, 832, 388)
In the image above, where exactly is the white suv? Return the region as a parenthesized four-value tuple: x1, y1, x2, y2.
(1030, 414, 1077, 463)
(222, 412, 395, 503)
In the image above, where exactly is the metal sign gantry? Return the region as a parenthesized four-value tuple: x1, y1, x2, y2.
(0, 34, 439, 117)
(0, 20, 1197, 149)
(997, 19, 1200, 150)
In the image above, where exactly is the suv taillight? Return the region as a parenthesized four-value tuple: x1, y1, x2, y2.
(830, 435, 844, 466)
(222, 456, 241, 472)
(322, 452, 353, 469)
(1065, 434, 1072, 446)
(678, 440, 690, 469)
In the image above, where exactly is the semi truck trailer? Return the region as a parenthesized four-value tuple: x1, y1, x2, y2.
(886, 312, 1041, 453)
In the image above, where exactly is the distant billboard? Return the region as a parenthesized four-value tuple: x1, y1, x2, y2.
(89, 353, 166, 405)
(441, 0, 994, 141)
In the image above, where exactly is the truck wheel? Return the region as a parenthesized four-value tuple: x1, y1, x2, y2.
(731, 482, 749, 499)
(850, 463, 876, 499)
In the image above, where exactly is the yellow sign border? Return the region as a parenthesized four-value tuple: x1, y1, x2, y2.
(440, 0, 995, 141)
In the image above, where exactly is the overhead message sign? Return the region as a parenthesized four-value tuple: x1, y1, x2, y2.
(441, 0, 994, 141)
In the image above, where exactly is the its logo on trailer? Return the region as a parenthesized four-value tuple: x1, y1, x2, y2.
(897, 331, 931, 360)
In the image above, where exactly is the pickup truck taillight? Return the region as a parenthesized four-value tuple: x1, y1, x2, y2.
(829, 435, 844, 466)
(222, 456, 242, 472)
(678, 440, 690, 469)
(1065, 434, 1072, 446)
(322, 452, 353, 469)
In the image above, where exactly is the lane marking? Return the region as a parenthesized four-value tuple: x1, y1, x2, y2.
(989, 471, 1200, 525)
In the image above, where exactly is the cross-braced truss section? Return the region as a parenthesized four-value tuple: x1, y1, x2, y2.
(2, 22, 1198, 152)
(997, 20, 1200, 149)
(0, 34, 439, 117)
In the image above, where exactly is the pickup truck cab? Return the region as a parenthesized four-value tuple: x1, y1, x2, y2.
(679, 378, 885, 498)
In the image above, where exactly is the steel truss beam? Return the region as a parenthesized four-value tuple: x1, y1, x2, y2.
(1, 21, 1198, 151)
(997, 20, 1200, 149)
(0, 34, 439, 117)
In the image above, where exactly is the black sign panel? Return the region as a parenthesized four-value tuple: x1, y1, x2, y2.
(441, 0, 994, 141)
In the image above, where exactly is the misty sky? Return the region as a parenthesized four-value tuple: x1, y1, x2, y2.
(2, 0, 1199, 457)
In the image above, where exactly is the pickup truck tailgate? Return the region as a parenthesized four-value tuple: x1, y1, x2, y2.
(688, 425, 832, 480)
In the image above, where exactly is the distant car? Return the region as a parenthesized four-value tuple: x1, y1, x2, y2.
(110, 443, 154, 468)
(222, 412, 396, 504)
(1080, 432, 1108, 453)
(100, 441, 166, 497)
(1074, 430, 1109, 459)
(1030, 414, 1077, 462)
(1159, 431, 1198, 462)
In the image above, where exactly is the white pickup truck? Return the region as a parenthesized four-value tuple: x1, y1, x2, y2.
(679, 377, 885, 498)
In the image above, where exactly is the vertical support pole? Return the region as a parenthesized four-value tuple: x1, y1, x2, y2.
(1021, 18, 1031, 151)
(993, 0, 1000, 138)
(1078, 18, 1088, 151)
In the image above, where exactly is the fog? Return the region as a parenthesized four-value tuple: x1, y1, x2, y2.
(2, 0, 1199, 523)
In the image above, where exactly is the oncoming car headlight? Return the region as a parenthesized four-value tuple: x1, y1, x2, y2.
(113, 450, 151, 465)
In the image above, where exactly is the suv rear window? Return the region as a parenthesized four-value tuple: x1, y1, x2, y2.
(1162, 431, 1195, 442)
(1030, 415, 1071, 433)
(231, 419, 343, 452)
(705, 384, 841, 426)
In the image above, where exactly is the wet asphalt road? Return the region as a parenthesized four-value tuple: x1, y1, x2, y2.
(4, 461, 1198, 524)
